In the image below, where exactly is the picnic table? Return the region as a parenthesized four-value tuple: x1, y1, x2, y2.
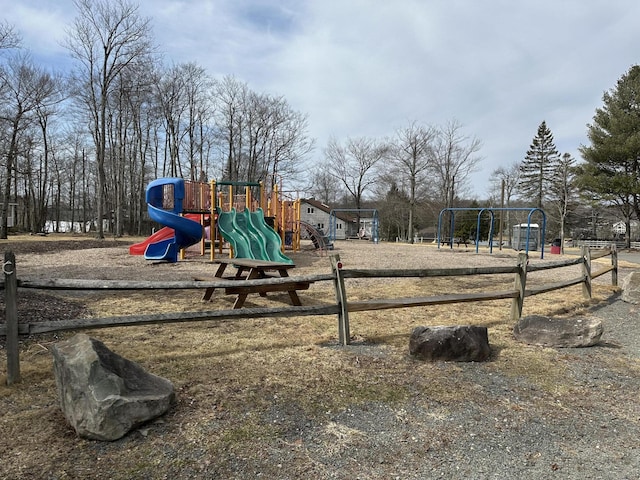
(200, 258, 311, 309)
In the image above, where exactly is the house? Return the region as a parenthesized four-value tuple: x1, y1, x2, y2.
(299, 199, 379, 242)
(300, 199, 354, 240)
(612, 220, 639, 239)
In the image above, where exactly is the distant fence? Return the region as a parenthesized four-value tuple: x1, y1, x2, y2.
(575, 240, 640, 249)
(2, 247, 618, 385)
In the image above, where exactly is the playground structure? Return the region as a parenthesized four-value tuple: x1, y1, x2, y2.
(437, 207, 547, 258)
(130, 178, 303, 262)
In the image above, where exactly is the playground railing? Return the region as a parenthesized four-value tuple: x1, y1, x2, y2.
(2, 246, 618, 385)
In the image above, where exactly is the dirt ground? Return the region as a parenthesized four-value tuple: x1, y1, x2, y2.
(1, 235, 639, 479)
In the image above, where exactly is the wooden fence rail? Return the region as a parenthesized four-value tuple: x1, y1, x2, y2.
(2, 246, 618, 385)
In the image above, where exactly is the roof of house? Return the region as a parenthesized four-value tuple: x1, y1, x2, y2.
(300, 198, 356, 223)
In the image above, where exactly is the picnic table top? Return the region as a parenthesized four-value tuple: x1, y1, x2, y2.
(213, 258, 296, 269)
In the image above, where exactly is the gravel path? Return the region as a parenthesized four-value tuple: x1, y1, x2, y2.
(282, 295, 640, 480)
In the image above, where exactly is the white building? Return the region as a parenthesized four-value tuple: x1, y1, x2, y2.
(300, 199, 380, 241)
(300, 199, 353, 240)
(612, 220, 639, 238)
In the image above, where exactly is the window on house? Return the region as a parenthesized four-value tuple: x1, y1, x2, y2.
(307, 207, 314, 214)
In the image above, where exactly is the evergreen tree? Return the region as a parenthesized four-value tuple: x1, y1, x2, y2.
(519, 121, 560, 209)
(577, 65, 640, 247)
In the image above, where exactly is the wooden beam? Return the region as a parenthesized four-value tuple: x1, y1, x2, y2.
(341, 265, 518, 279)
(1, 304, 340, 336)
(16, 274, 331, 290)
(525, 276, 586, 296)
(591, 265, 615, 280)
(346, 289, 518, 313)
(526, 257, 583, 271)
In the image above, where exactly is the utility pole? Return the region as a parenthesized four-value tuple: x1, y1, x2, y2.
(499, 179, 505, 250)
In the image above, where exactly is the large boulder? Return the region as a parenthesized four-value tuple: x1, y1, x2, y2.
(513, 315, 603, 347)
(51, 333, 176, 441)
(409, 325, 491, 362)
(621, 271, 640, 304)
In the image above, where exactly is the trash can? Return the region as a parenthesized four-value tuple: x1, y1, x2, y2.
(550, 238, 561, 254)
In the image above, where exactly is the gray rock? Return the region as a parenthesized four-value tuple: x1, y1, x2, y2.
(513, 315, 603, 347)
(51, 333, 175, 441)
(409, 325, 491, 362)
(621, 271, 640, 304)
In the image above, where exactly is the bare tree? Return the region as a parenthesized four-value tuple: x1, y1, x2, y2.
(34, 73, 65, 231)
(0, 55, 63, 238)
(65, 0, 154, 238)
(256, 94, 314, 183)
(154, 63, 188, 178)
(549, 153, 577, 252)
(181, 63, 214, 181)
(430, 120, 482, 209)
(0, 22, 21, 51)
(390, 121, 437, 243)
(305, 168, 342, 204)
(213, 75, 314, 184)
(214, 75, 248, 182)
(324, 136, 388, 211)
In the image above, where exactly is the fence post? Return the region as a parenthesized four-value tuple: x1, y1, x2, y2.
(610, 244, 618, 287)
(511, 252, 528, 321)
(330, 254, 350, 346)
(4, 251, 20, 385)
(582, 246, 592, 299)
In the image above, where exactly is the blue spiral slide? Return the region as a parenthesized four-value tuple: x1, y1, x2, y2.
(143, 178, 203, 262)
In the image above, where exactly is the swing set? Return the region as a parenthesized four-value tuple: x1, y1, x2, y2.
(437, 207, 547, 258)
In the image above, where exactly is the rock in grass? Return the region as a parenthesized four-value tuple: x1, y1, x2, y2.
(621, 271, 640, 304)
(513, 315, 603, 347)
(409, 325, 491, 362)
(51, 333, 175, 441)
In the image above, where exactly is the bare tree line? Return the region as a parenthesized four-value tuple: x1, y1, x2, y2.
(312, 120, 483, 242)
(0, 1, 314, 238)
(0, 0, 485, 243)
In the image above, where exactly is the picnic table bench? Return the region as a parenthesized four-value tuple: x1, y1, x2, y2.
(200, 258, 311, 309)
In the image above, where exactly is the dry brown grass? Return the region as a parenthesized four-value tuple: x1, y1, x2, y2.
(0, 237, 636, 479)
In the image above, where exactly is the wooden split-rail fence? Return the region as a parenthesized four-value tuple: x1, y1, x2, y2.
(2, 246, 618, 385)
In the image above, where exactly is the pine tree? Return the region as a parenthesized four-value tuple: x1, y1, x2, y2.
(519, 121, 560, 209)
(577, 65, 640, 247)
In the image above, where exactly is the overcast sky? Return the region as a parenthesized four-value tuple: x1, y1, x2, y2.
(2, 0, 639, 198)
